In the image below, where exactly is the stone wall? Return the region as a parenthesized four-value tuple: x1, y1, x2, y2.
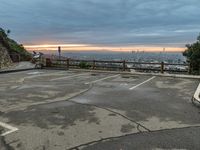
(0, 44, 12, 69)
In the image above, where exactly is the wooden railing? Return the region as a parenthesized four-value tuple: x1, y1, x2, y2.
(45, 58, 191, 74)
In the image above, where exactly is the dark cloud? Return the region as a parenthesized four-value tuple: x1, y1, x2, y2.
(1, 0, 200, 46)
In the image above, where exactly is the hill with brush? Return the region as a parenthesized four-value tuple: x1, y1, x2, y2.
(0, 28, 31, 67)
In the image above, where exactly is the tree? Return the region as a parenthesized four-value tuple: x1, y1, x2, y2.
(183, 34, 200, 74)
(6, 29, 11, 36)
(0, 28, 7, 37)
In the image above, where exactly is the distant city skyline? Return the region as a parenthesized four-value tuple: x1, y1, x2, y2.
(1, 0, 200, 51)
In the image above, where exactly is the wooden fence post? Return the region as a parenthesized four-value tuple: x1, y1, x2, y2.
(46, 58, 52, 67)
(161, 62, 164, 74)
(67, 59, 69, 69)
(123, 60, 126, 71)
(92, 60, 95, 70)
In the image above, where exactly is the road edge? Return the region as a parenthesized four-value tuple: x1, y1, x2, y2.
(0, 68, 35, 74)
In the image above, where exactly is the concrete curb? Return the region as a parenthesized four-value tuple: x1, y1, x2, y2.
(44, 67, 200, 79)
(0, 68, 35, 74)
(192, 83, 200, 106)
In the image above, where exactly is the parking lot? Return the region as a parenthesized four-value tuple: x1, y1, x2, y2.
(0, 69, 200, 150)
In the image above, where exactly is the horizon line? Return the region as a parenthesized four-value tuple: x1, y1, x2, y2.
(26, 49, 184, 53)
(24, 44, 185, 52)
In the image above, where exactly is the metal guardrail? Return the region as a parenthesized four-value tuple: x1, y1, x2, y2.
(45, 58, 191, 74)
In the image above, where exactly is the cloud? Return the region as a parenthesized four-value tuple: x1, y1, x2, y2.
(1, 0, 200, 47)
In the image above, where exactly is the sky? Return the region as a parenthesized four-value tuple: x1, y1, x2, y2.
(1, 0, 200, 52)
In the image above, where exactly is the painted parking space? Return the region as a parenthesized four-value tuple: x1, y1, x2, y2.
(71, 75, 200, 131)
(0, 70, 92, 112)
(0, 70, 132, 112)
(0, 101, 144, 149)
(0, 69, 199, 149)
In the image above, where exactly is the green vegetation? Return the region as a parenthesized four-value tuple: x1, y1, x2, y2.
(183, 34, 200, 74)
(79, 61, 91, 69)
(0, 28, 31, 61)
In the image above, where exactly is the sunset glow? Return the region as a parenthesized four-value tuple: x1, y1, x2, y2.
(24, 44, 185, 52)
(25, 44, 89, 48)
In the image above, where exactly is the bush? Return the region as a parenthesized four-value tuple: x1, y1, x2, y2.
(79, 62, 91, 69)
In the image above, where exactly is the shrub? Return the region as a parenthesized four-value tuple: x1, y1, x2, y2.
(79, 62, 91, 69)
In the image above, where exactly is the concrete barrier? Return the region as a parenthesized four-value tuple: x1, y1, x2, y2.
(192, 83, 200, 106)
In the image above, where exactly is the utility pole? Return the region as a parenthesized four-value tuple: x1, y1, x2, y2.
(58, 46, 61, 60)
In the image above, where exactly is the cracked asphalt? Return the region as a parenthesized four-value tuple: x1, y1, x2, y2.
(0, 69, 199, 150)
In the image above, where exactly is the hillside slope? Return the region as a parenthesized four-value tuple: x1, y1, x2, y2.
(0, 28, 31, 63)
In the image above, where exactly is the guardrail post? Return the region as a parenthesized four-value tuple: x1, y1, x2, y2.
(92, 60, 95, 70)
(67, 59, 69, 69)
(161, 62, 164, 74)
(58, 59, 61, 67)
(123, 60, 126, 71)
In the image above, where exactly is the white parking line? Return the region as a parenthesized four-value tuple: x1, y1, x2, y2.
(129, 76, 156, 90)
(85, 74, 120, 85)
(17, 71, 65, 83)
(51, 73, 89, 81)
(0, 121, 18, 136)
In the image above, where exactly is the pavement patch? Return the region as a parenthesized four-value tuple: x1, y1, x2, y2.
(1, 101, 141, 149)
(0, 136, 14, 150)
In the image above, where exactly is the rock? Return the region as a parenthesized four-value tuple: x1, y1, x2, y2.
(0, 44, 13, 69)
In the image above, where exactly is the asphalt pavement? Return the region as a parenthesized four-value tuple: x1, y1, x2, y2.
(0, 69, 199, 150)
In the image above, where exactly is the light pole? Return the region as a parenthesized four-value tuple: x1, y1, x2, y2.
(58, 46, 61, 60)
(58, 46, 61, 66)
